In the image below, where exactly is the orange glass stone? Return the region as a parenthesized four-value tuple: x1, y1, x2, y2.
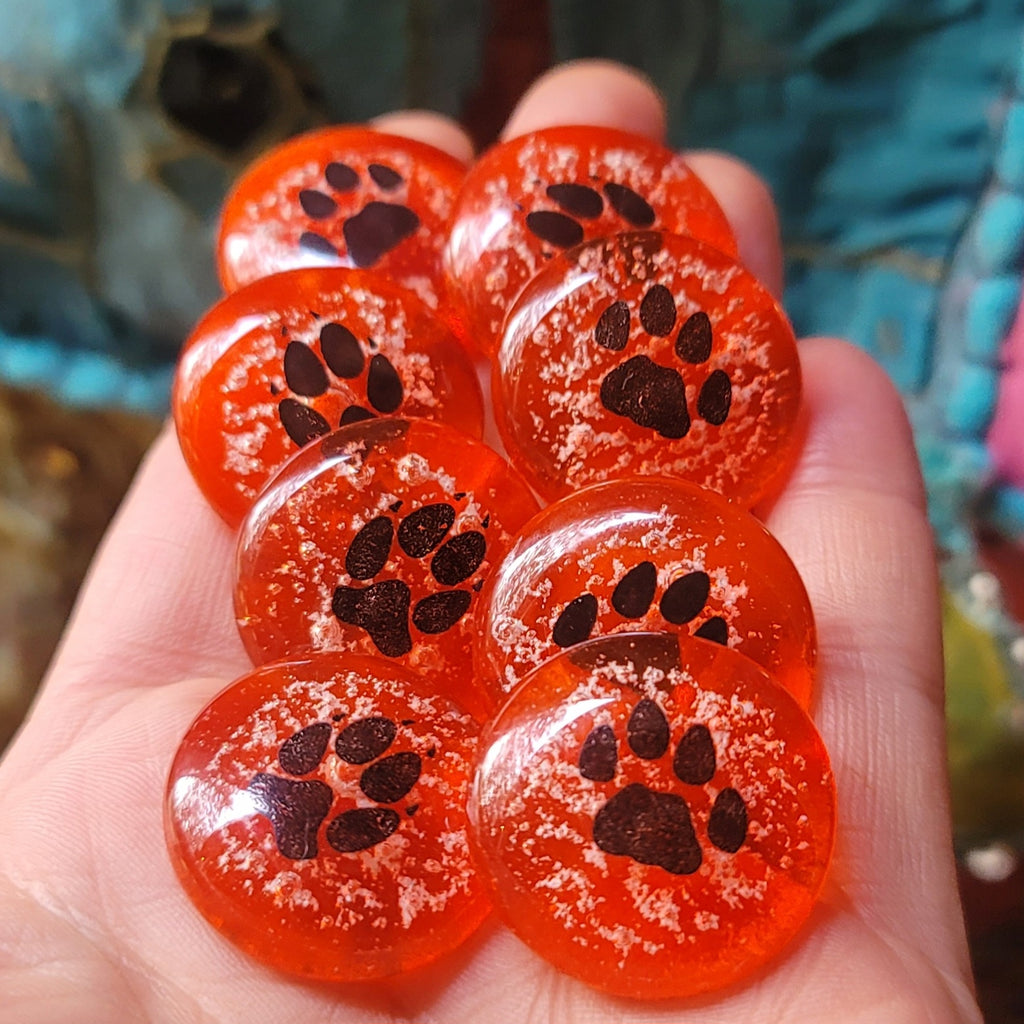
(444, 125, 736, 354)
(174, 267, 483, 526)
(469, 632, 836, 999)
(165, 653, 489, 981)
(235, 418, 540, 719)
(476, 478, 816, 709)
(217, 127, 466, 309)
(493, 231, 802, 505)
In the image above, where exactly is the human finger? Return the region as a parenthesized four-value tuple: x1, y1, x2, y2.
(372, 109, 475, 163)
(685, 150, 784, 297)
(766, 338, 974, 994)
(501, 59, 667, 141)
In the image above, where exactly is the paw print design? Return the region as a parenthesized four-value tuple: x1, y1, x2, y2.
(551, 562, 729, 651)
(217, 128, 465, 300)
(524, 179, 655, 251)
(297, 160, 419, 268)
(489, 229, 801, 506)
(246, 715, 425, 860)
(579, 698, 747, 874)
(275, 317, 404, 447)
(594, 284, 731, 439)
(332, 500, 489, 657)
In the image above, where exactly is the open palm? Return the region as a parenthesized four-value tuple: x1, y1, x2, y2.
(0, 62, 983, 1023)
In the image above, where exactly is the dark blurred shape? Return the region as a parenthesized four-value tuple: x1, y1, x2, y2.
(461, 0, 551, 150)
(960, 857, 1024, 1024)
(158, 37, 278, 153)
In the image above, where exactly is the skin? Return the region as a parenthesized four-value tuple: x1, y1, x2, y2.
(0, 61, 983, 1023)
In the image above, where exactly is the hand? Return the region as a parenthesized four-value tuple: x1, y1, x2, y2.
(0, 60, 982, 1023)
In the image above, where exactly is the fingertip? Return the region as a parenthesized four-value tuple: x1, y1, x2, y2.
(500, 59, 667, 142)
(370, 110, 475, 164)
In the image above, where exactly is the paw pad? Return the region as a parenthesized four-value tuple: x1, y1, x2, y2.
(552, 562, 729, 651)
(468, 632, 836, 999)
(525, 179, 655, 251)
(247, 714, 422, 861)
(234, 418, 540, 717)
(166, 656, 488, 981)
(173, 267, 484, 527)
(298, 159, 421, 268)
(216, 127, 465, 303)
(276, 319, 403, 446)
(332, 500, 489, 657)
(595, 285, 731, 439)
(443, 124, 737, 354)
(581, 698, 747, 875)
(491, 231, 801, 507)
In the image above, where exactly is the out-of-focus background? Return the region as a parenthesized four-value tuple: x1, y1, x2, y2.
(0, 1, 1022, 1018)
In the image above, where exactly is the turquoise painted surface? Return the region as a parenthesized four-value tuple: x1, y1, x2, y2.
(654, 0, 1024, 543)
(0, 0, 484, 411)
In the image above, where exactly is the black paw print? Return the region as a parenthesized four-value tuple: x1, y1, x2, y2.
(332, 500, 488, 657)
(276, 319, 404, 447)
(297, 160, 419, 267)
(525, 180, 655, 250)
(247, 715, 425, 860)
(594, 285, 732, 439)
(579, 698, 748, 874)
(551, 562, 729, 650)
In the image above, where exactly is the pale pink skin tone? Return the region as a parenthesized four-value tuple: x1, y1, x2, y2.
(0, 62, 982, 1023)
(990, 299, 1024, 488)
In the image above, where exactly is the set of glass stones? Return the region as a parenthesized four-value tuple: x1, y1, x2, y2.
(166, 124, 835, 999)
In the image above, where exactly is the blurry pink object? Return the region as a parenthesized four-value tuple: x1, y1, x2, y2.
(989, 296, 1024, 489)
